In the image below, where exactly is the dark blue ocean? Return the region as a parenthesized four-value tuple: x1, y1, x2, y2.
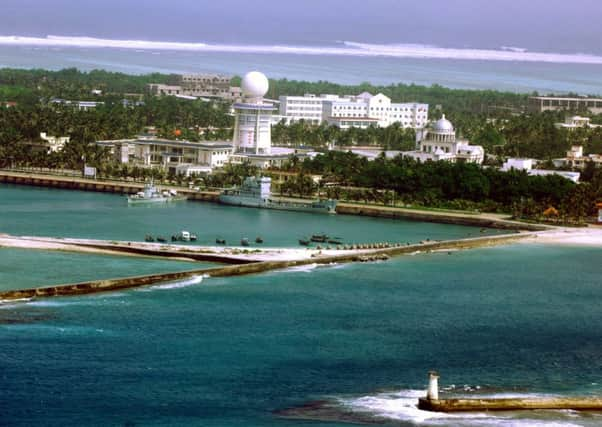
(1, 184, 602, 426)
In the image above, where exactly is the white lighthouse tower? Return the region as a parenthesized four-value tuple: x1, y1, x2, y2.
(232, 71, 275, 155)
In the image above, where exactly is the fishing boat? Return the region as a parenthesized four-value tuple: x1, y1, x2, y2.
(219, 176, 336, 214)
(298, 238, 311, 246)
(310, 233, 328, 243)
(127, 181, 187, 204)
(255, 237, 264, 244)
(172, 231, 193, 242)
(241, 238, 250, 247)
(216, 238, 226, 245)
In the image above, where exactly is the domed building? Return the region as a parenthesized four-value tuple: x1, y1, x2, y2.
(402, 114, 484, 164)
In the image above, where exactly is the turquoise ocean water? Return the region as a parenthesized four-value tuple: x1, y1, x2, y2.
(1, 184, 602, 426)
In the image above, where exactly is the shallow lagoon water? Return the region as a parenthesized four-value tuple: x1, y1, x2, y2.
(1, 184, 601, 426)
(0, 248, 210, 291)
(0, 184, 505, 247)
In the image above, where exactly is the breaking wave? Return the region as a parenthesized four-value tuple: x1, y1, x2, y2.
(280, 262, 346, 274)
(333, 389, 588, 426)
(1, 35, 602, 64)
(146, 274, 206, 291)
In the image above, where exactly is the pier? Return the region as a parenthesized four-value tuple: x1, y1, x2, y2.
(418, 372, 602, 412)
(0, 232, 535, 301)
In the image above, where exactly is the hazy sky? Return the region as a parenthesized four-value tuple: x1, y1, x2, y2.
(3, 0, 602, 53)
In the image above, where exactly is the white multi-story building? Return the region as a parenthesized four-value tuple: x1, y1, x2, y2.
(278, 92, 428, 129)
(96, 136, 232, 174)
(148, 73, 242, 101)
(402, 115, 484, 164)
(529, 96, 602, 114)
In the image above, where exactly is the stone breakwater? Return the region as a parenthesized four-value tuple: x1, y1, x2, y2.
(418, 397, 602, 412)
(0, 232, 534, 301)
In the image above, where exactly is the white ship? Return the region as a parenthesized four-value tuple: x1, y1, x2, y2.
(127, 181, 187, 204)
(219, 176, 337, 214)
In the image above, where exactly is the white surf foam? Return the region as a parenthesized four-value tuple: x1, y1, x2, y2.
(281, 262, 346, 274)
(337, 389, 585, 426)
(0, 297, 33, 308)
(283, 263, 319, 273)
(147, 274, 205, 290)
(0, 35, 602, 65)
(338, 389, 485, 424)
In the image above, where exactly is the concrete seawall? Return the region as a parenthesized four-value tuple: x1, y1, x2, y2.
(335, 203, 548, 231)
(0, 232, 533, 301)
(0, 170, 219, 202)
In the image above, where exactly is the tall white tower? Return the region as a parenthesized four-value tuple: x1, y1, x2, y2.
(232, 71, 275, 155)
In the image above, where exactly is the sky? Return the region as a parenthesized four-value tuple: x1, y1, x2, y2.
(2, 0, 602, 54)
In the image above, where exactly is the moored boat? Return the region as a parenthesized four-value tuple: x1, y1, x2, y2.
(219, 176, 336, 214)
(310, 233, 328, 243)
(172, 231, 192, 242)
(127, 181, 187, 204)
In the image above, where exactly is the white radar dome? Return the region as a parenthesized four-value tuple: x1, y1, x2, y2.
(241, 71, 269, 99)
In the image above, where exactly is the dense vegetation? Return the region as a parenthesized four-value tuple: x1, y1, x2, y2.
(279, 151, 601, 223)
(0, 68, 172, 104)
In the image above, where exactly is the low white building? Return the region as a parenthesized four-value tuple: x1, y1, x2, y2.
(279, 92, 428, 129)
(553, 145, 602, 169)
(502, 157, 580, 183)
(50, 98, 104, 110)
(40, 132, 69, 153)
(555, 116, 601, 130)
(402, 115, 484, 164)
(96, 137, 232, 174)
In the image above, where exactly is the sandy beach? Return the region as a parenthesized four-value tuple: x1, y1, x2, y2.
(2, 227, 602, 265)
(0, 234, 354, 262)
(524, 227, 602, 247)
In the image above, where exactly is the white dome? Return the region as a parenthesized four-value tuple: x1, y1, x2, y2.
(433, 114, 454, 133)
(241, 71, 269, 99)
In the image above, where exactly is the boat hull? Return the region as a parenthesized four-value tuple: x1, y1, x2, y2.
(127, 196, 187, 204)
(219, 195, 336, 214)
